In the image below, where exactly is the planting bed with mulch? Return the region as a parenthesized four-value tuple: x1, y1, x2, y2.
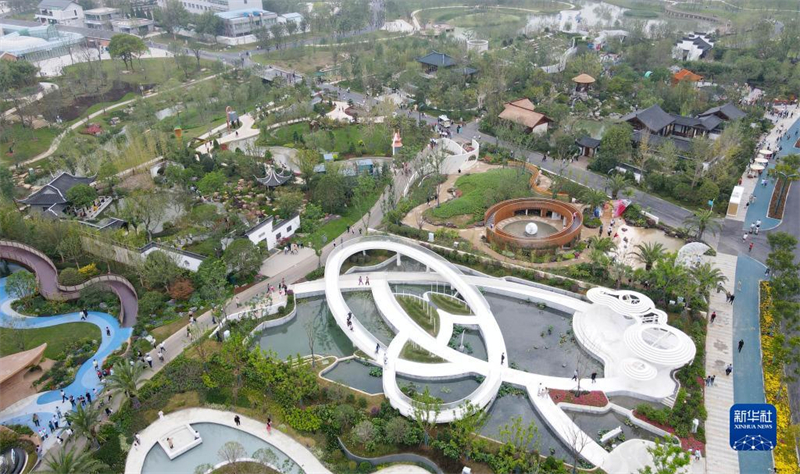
(549, 389, 609, 407)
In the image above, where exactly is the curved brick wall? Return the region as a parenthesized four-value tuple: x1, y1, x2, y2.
(484, 198, 583, 250)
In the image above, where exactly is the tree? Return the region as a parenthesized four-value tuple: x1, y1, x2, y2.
(56, 231, 83, 267)
(197, 170, 226, 195)
(633, 242, 666, 271)
(353, 174, 377, 234)
(767, 232, 800, 299)
(682, 209, 721, 241)
(580, 189, 608, 214)
(494, 416, 541, 473)
(292, 148, 320, 191)
(219, 334, 249, 404)
(141, 251, 182, 291)
(108, 34, 147, 71)
(104, 360, 144, 408)
(195, 257, 228, 303)
(44, 446, 107, 474)
(606, 174, 630, 199)
(352, 419, 376, 445)
(121, 190, 168, 241)
(218, 441, 246, 474)
(565, 414, 592, 474)
(690, 262, 727, 298)
(156, 0, 189, 39)
(0, 60, 39, 127)
(97, 159, 119, 193)
(66, 184, 97, 209)
(769, 154, 800, 213)
(285, 20, 298, 37)
(0, 168, 14, 202)
(552, 131, 576, 162)
(592, 124, 632, 173)
(269, 22, 286, 49)
(275, 188, 303, 219)
(65, 404, 102, 448)
(195, 10, 224, 41)
(6, 270, 37, 300)
(222, 239, 262, 280)
(638, 439, 690, 474)
(169, 43, 194, 80)
(411, 387, 441, 446)
(449, 400, 488, 455)
(312, 172, 347, 214)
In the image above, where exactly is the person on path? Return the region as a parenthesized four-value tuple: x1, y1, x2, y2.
(85, 391, 91, 404)
(358, 276, 363, 285)
(234, 415, 241, 426)
(69, 395, 75, 408)
(48, 421, 54, 433)
(591, 372, 597, 383)
(710, 311, 717, 324)
(105, 407, 113, 417)
(93, 359, 98, 369)
(375, 343, 380, 354)
(710, 375, 715, 386)
(60, 390, 66, 403)
(750, 222, 755, 234)
(729, 293, 735, 304)
(738, 339, 744, 352)
(266, 418, 272, 434)
(146, 354, 153, 368)
(742, 233, 748, 243)
(726, 363, 733, 375)
(167, 437, 174, 449)
(705, 375, 711, 386)
(765, 267, 771, 277)
(501, 353, 505, 365)
(749, 242, 754, 252)
(158, 351, 164, 362)
(159, 342, 165, 353)
(572, 370, 578, 381)
(105, 327, 111, 337)
(134, 433, 141, 447)
(365, 276, 370, 285)
(32, 414, 39, 427)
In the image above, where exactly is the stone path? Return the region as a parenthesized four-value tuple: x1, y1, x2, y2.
(123, 407, 331, 474)
(702, 252, 739, 474)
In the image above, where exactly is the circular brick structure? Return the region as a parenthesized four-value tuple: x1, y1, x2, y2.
(484, 198, 583, 250)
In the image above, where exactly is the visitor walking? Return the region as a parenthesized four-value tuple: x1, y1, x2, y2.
(710, 311, 717, 324)
(742, 233, 748, 243)
(725, 363, 733, 376)
(60, 390, 66, 403)
(159, 342, 165, 354)
(591, 372, 597, 383)
(106, 327, 111, 337)
(32, 414, 39, 427)
(375, 343, 380, 354)
(738, 339, 744, 352)
(572, 370, 578, 381)
(749, 242, 754, 252)
(365, 276, 370, 285)
(266, 418, 272, 434)
(728, 293, 735, 304)
(710, 375, 715, 386)
(501, 352, 505, 365)
(146, 354, 153, 368)
(358, 276, 363, 285)
(234, 415, 241, 426)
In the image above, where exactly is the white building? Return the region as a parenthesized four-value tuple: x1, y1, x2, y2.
(215, 9, 277, 37)
(277, 12, 302, 27)
(35, 0, 83, 26)
(244, 213, 300, 250)
(673, 33, 713, 61)
(165, 0, 261, 15)
(111, 17, 155, 36)
(83, 7, 120, 29)
(140, 243, 205, 272)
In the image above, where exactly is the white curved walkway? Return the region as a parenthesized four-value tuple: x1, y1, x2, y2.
(124, 408, 330, 474)
(301, 236, 698, 470)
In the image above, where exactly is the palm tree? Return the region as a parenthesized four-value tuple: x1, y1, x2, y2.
(606, 174, 629, 199)
(690, 262, 727, 297)
(683, 209, 722, 240)
(587, 236, 616, 253)
(580, 189, 608, 214)
(104, 360, 144, 409)
(632, 242, 666, 271)
(65, 404, 101, 448)
(44, 446, 107, 474)
(650, 253, 689, 305)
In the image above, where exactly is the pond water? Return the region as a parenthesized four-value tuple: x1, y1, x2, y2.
(502, 220, 560, 238)
(608, 395, 665, 411)
(482, 394, 570, 460)
(141, 422, 301, 474)
(485, 293, 603, 378)
(346, 291, 396, 345)
(567, 409, 662, 447)
(255, 296, 354, 359)
(396, 374, 482, 404)
(323, 359, 384, 394)
(451, 327, 487, 361)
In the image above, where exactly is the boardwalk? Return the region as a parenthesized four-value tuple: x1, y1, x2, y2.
(702, 252, 739, 474)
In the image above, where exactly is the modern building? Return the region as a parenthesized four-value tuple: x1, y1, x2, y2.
(244, 213, 300, 250)
(166, 0, 262, 15)
(111, 17, 154, 36)
(35, 0, 83, 26)
(83, 7, 120, 29)
(673, 33, 713, 61)
(215, 9, 277, 37)
(0, 23, 85, 61)
(498, 98, 552, 134)
(277, 12, 302, 27)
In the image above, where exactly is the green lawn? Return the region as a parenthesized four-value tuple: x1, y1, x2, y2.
(400, 341, 445, 363)
(60, 58, 217, 90)
(0, 125, 60, 166)
(397, 295, 439, 336)
(259, 122, 312, 147)
(306, 186, 385, 249)
(260, 123, 391, 156)
(429, 293, 472, 315)
(0, 323, 101, 359)
(428, 168, 531, 221)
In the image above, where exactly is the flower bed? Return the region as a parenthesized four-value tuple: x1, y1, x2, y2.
(632, 411, 705, 454)
(759, 282, 799, 472)
(549, 389, 608, 407)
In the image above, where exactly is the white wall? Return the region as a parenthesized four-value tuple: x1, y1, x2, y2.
(141, 246, 203, 272)
(246, 214, 300, 250)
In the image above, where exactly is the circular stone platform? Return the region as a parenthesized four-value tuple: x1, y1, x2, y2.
(484, 198, 583, 250)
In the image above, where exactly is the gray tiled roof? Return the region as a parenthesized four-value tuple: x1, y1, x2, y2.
(38, 0, 77, 10)
(19, 172, 94, 206)
(699, 103, 746, 121)
(622, 104, 675, 133)
(416, 51, 457, 68)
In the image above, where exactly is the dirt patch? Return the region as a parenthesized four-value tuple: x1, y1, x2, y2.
(118, 172, 155, 192)
(56, 82, 155, 122)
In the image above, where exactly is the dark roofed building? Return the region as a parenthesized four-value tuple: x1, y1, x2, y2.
(255, 165, 292, 188)
(699, 103, 746, 122)
(19, 172, 94, 215)
(576, 136, 600, 157)
(416, 51, 476, 77)
(632, 130, 692, 157)
(621, 104, 675, 135)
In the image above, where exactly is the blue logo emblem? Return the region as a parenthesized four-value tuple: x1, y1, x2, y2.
(730, 404, 777, 451)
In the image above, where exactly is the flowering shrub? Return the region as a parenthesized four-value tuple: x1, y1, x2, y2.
(549, 389, 609, 407)
(759, 282, 798, 472)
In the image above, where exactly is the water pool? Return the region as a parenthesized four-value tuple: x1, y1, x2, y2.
(141, 422, 301, 474)
(482, 394, 570, 460)
(323, 359, 384, 395)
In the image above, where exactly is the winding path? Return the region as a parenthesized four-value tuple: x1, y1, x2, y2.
(0, 240, 138, 327)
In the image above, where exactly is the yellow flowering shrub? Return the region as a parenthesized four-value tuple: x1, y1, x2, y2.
(78, 263, 99, 277)
(759, 282, 799, 473)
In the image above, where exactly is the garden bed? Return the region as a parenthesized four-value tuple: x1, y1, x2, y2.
(633, 410, 705, 454)
(767, 177, 791, 219)
(549, 389, 608, 408)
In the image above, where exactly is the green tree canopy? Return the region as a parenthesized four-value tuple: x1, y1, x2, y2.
(141, 250, 183, 291)
(108, 34, 147, 71)
(65, 184, 98, 209)
(592, 123, 632, 173)
(197, 171, 226, 195)
(6, 270, 37, 300)
(222, 239, 262, 281)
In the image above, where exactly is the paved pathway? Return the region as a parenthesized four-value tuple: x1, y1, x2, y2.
(702, 252, 738, 474)
(123, 407, 331, 474)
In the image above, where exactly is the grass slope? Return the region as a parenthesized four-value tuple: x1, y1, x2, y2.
(429, 168, 531, 221)
(0, 323, 101, 359)
(397, 295, 439, 336)
(429, 293, 472, 315)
